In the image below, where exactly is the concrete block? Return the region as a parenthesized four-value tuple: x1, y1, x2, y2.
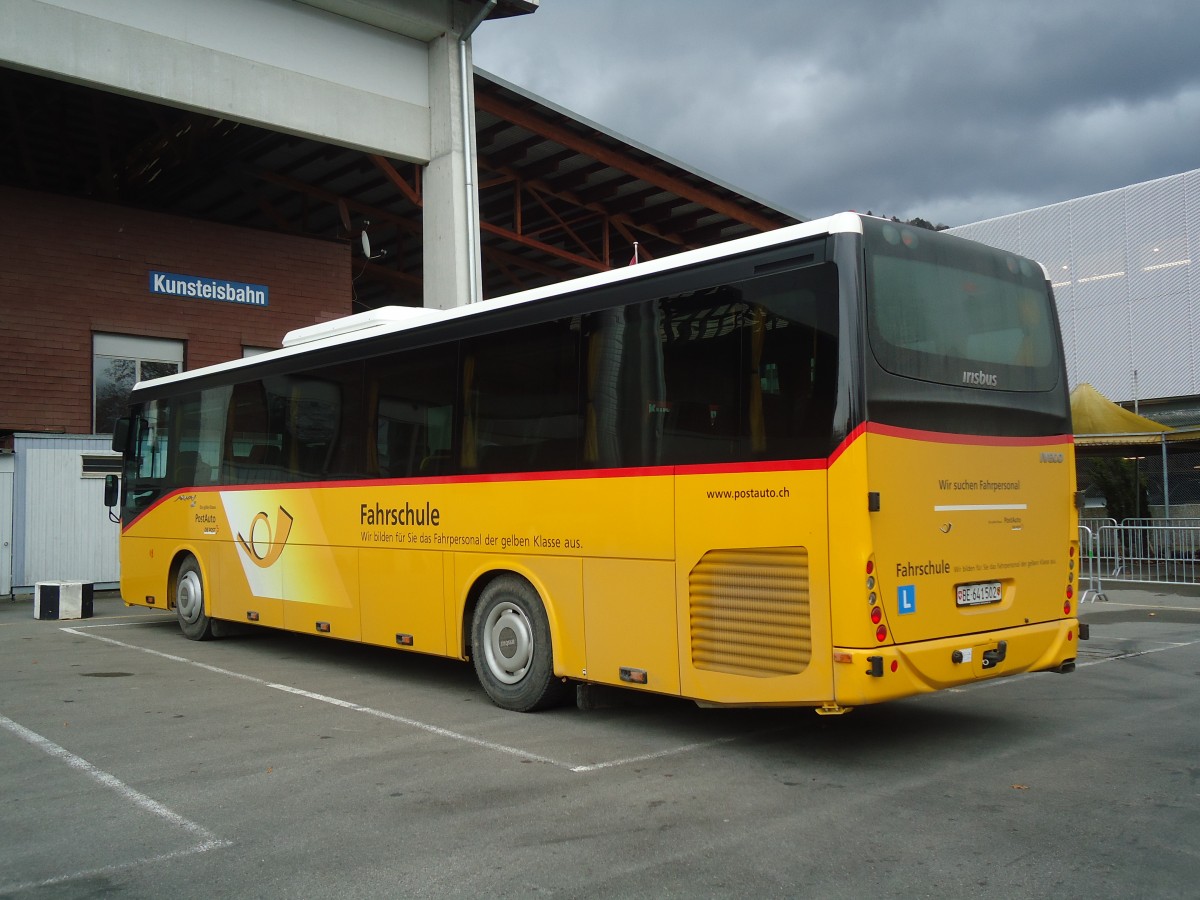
(34, 581, 94, 620)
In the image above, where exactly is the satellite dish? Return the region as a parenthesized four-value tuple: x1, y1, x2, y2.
(360, 230, 371, 258)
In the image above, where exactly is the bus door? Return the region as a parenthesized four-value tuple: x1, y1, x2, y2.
(213, 489, 286, 629)
(212, 488, 359, 639)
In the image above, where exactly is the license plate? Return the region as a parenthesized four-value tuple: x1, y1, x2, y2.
(956, 581, 1002, 607)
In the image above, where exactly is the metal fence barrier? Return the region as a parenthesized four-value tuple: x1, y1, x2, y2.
(1079, 518, 1200, 593)
(1077, 523, 1107, 603)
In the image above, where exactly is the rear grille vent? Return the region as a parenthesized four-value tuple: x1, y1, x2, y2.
(689, 547, 811, 677)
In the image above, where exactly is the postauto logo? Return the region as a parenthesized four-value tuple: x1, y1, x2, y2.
(236, 506, 294, 568)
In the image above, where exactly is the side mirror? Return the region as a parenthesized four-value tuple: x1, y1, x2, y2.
(104, 474, 120, 508)
(111, 417, 131, 453)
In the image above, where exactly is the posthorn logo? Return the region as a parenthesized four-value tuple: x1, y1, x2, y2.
(236, 506, 294, 568)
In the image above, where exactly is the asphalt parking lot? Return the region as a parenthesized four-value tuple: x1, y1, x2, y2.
(2, 587, 1198, 899)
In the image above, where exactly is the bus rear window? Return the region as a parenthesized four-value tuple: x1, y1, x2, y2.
(864, 220, 1059, 392)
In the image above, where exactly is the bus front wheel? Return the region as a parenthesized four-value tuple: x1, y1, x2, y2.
(471, 576, 567, 712)
(174, 556, 214, 641)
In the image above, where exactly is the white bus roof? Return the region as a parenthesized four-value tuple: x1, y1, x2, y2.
(134, 212, 864, 392)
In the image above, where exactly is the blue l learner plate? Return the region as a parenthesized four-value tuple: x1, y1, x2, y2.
(956, 581, 1002, 607)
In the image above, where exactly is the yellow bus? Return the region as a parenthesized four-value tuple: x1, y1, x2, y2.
(106, 213, 1082, 713)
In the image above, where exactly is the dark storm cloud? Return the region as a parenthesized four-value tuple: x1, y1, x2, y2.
(475, 0, 1200, 226)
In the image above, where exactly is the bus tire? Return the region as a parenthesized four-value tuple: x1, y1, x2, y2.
(471, 575, 567, 712)
(174, 555, 214, 641)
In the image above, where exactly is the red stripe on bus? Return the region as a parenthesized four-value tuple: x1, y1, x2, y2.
(119, 424, 1069, 532)
(828, 423, 868, 465)
(864, 422, 1072, 447)
(120, 457, 836, 531)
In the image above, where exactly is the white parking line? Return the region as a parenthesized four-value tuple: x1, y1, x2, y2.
(568, 736, 741, 773)
(0, 712, 231, 893)
(63, 624, 732, 773)
(1076, 639, 1200, 666)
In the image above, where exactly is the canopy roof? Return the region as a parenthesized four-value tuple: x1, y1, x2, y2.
(1071, 382, 1172, 444)
(1070, 383, 1200, 448)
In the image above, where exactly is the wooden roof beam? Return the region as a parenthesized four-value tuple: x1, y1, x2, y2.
(477, 150, 689, 250)
(475, 91, 782, 233)
(368, 154, 422, 207)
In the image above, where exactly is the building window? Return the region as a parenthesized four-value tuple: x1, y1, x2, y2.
(93, 334, 183, 434)
(80, 454, 122, 478)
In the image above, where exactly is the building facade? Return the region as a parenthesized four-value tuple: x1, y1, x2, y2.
(0, 185, 351, 591)
(950, 168, 1200, 422)
(951, 169, 1200, 517)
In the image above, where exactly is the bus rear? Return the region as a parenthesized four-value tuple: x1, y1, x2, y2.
(827, 218, 1079, 707)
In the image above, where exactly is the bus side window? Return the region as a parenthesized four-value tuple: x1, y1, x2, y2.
(121, 400, 170, 513)
(366, 349, 456, 479)
(749, 264, 840, 459)
(226, 381, 284, 485)
(135, 401, 170, 481)
(172, 388, 229, 487)
(658, 290, 745, 465)
(650, 263, 840, 466)
(266, 368, 359, 480)
(462, 318, 583, 474)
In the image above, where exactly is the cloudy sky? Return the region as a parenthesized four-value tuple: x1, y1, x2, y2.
(474, 0, 1200, 227)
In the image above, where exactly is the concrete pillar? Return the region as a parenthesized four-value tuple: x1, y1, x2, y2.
(423, 29, 480, 310)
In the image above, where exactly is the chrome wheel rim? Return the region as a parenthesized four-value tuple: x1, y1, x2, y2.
(482, 601, 533, 685)
(176, 568, 204, 625)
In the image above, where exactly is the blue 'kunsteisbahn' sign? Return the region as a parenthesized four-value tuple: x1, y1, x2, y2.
(149, 271, 269, 307)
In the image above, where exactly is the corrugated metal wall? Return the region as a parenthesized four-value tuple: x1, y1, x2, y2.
(1, 452, 13, 596)
(950, 169, 1200, 405)
(12, 434, 120, 590)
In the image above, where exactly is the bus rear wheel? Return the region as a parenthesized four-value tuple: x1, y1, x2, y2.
(174, 555, 214, 641)
(471, 576, 567, 712)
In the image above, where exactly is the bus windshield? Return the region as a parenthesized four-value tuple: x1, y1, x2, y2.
(863, 217, 1059, 393)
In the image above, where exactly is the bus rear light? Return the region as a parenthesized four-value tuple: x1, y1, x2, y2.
(866, 560, 875, 575)
(1068, 630, 1074, 642)
(870, 606, 883, 625)
(890, 660, 899, 673)
(875, 625, 888, 642)
(833, 651, 853, 664)
(1066, 584, 1074, 599)
(1064, 600, 1072, 615)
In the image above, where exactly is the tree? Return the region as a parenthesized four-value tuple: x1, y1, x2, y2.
(1085, 456, 1149, 522)
(903, 216, 949, 232)
(865, 212, 950, 231)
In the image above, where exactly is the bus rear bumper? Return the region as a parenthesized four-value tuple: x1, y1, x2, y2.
(832, 618, 1079, 706)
